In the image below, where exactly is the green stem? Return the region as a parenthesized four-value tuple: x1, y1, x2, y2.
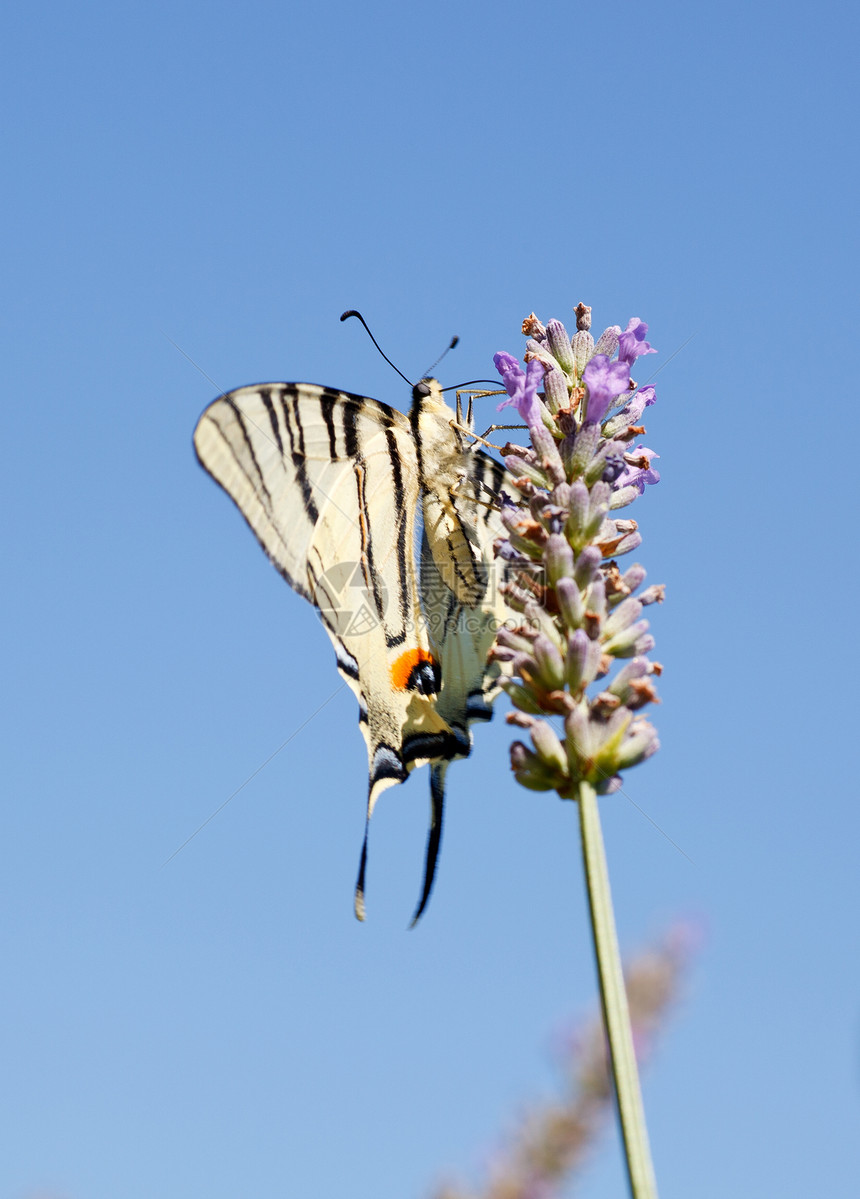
(577, 781, 659, 1199)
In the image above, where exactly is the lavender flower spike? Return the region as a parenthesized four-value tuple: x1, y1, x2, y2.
(494, 351, 545, 428)
(494, 306, 663, 787)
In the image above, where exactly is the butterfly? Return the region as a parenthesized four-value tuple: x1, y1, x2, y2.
(193, 375, 511, 923)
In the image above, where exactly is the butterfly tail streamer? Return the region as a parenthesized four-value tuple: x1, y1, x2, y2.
(353, 817, 370, 922)
(409, 762, 448, 928)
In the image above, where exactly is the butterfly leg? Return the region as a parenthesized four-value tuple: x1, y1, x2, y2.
(446, 468, 501, 517)
(476, 422, 527, 442)
(448, 419, 509, 453)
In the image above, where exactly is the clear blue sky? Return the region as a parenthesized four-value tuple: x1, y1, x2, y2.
(3, 2, 859, 1197)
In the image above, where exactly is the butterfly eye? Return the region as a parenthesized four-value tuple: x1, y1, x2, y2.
(413, 379, 432, 402)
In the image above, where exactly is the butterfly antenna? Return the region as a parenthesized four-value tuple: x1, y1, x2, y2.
(422, 335, 459, 379)
(340, 310, 413, 387)
(440, 379, 503, 392)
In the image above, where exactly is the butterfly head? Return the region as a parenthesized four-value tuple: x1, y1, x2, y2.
(411, 377, 447, 416)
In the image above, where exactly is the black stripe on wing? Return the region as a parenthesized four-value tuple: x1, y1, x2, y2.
(401, 726, 472, 765)
(332, 636, 360, 682)
(280, 393, 320, 524)
(476, 449, 505, 495)
(224, 397, 274, 508)
(382, 413, 413, 640)
(319, 389, 340, 459)
(465, 690, 494, 722)
(259, 387, 284, 455)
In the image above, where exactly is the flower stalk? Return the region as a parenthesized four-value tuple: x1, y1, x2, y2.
(579, 780, 658, 1198)
(492, 305, 664, 1199)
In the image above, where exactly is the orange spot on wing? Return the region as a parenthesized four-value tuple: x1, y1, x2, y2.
(390, 648, 437, 691)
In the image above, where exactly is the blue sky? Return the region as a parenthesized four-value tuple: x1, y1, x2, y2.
(3, 2, 859, 1196)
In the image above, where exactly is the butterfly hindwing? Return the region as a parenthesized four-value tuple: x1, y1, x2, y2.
(408, 445, 509, 924)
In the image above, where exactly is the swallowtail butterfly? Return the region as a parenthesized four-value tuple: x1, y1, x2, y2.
(194, 376, 510, 922)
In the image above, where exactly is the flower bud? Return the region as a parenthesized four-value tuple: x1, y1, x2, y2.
(565, 628, 601, 691)
(609, 485, 641, 510)
(615, 719, 660, 769)
(500, 679, 544, 715)
(603, 597, 643, 640)
(508, 529, 546, 561)
(531, 720, 569, 776)
(593, 325, 621, 359)
(510, 741, 557, 791)
(564, 706, 593, 769)
(546, 319, 575, 373)
(569, 422, 601, 479)
(495, 625, 538, 655)
(639, 584, 666, 606)
(525, 341, 564, 379)
(573, 546, 601, 589)
(621, 563, 647, 593)
(545, 533, 574, 585)
(591, 709, 633, 777)
(508, 650, 539, 678)
(634, 632, 656, 656)
(603, 618, 650, 657)
(583, 484, 611, 542)
(606, 657, 649, 699)
(543, 366, 569, 414)
(615, 531, 643, 556)
(601, 410, 632, 439)
(584, 575, 607, 625)
(497, 581, 528, 613)
(571, 329, 594, 375)
(504, 454, 549, 488)
(530, 422, 566, 486)
(533, 634, 565, 691)
(556, 577, 584, 629)
(523, 600, 564, 645)
(598, 524, 642, 557)
(510, 740, 529, 767)
(564, 481, 590, 544)
(551, 481, 571, 509)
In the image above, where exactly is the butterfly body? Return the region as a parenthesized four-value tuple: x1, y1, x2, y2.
(194, 378, 508, 921)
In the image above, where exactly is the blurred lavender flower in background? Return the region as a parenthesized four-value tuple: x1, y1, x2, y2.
(429, 928, 692, 1199)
